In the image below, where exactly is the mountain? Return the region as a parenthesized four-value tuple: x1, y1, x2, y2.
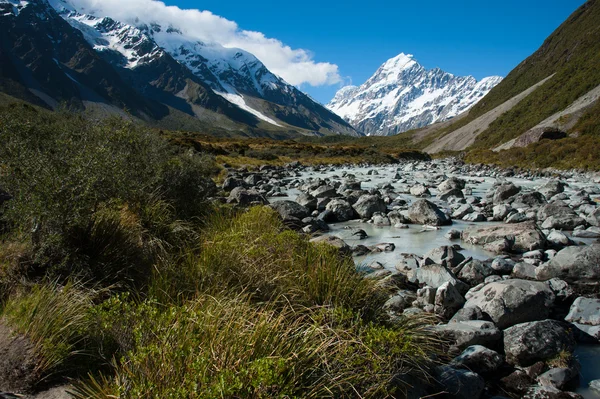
(327, 53, 502, 136)
(417, 0, 600, 154)
(0, 0, 360, 137)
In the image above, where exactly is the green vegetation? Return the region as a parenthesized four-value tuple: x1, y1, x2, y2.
(0, 103, 442, 397)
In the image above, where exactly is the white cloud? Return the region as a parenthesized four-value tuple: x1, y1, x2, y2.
(60, 0, 342, 86)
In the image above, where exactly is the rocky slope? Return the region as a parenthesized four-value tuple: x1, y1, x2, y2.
(327, 53, 502, 136)
(0, 0, 360, 137)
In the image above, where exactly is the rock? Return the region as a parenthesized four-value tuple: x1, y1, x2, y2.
(461, 221, 546, 253)
(324, 199, 356, 222)
(435, 321, 502, 351)
(463, 279, 555, 329)
(410, 184, 430, 197)
(407, 199, 451, 226)
(463, 212, 486, 222)
(451, 345, 504, 374)
(491, 257, 515, 274)
(516, 191, 547, 208)
(541, 215, 587, 230)
(228, 187, 269, 205)
(493, 204, 513, 221)
(483, 238, 512, 253)
(269, 200, 309, 220)
(395, 253, 421, 272)
(452, 204, 473, 219)
(434, 282, 466, 319)
(446, 229, 461, 240)
(493, 183, 521, 204)
(416, 286, 437, 307)
(295, 192, 318, 212)
(537, 367, 579, 391)
(506, 212, 531, 224)
(407, 264, 468, 294)
(590, 379, 600, 394)
(512, 262, 538, 280)
(500, 370, 536, 397)
(503, 320, 575, 367)
(587, 208, 600, 227)
(310, 185, 337, 198)
(387, 210, 410, 226)
(309, 235, 350, 255)
(352, 195, 386, 219)
(450, 306, 487, 323)
(565, 297, 600, 326)
(222, 177, 245, 191)
(0, 323, 40, 394)
(572, 226, 600, 238)
(536, 244, 600, 281)
(422, 246, 465, 269)
(434, 366, 485, 399)
(539, 180, 566, 199)
(439, 188, 464, 201)
(438, 177, 466, 193)
(546, 230, 571, 248)
(458, 259, 494, 285)
(383, 294, 411, 313)
(244, 174, 262, 186)
(537, 203, 576, 222)
(523, 385, 583, 399)
(371, 212, 391, 226)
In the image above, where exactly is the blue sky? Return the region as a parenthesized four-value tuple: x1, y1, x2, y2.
(163, 0, 586, 104)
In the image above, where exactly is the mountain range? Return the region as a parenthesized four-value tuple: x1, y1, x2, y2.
(327, 53, 502, 136)
(0, 0, 359, 137)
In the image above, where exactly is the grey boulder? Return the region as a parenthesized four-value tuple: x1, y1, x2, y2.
(407, 199, 451, 226)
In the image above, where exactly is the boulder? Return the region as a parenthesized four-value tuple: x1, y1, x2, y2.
(310, 185, 337, 198)
(295, 192, 318, 212)
(222, 177, 245, 191)
(541, 215, 587, 230)
(493, 204, 513, 221)
(407, 264, 468, 293)
(434, 366, 485, 399)
(451, 345, 504, 374)
(493, 183, 520, 204)
(523, 385, 583, 399)
(435, 321, 502, 351)
(450, 306, 487, 323)
(434, 282, 466, 319)
(461, 221, 546, 253)
(269, 200, 310, 220)
(458, 259, 494, 286)
(452, 204, 473, 219)
(439, 188, 464, 201)
(309, 235, 350, 255)
(410, 184, 430, 197)
(463, 212, 486, 222)
(438, 177, 466, 193)
(407, 199, 451, 226)
(537, 367, 580, 391)
(228, 187, 269, 206)
(565, 297, 600, 326)
(324, 199, 356, 222)
(538, 180, 566, 199)
(537, 203, 575, 222)
(352, 195, 386, 219)
(422, 246, 465, 269)
(536, 244, 600, 281)
(463, 279, 555, 329)
(503, 320, 575, 367)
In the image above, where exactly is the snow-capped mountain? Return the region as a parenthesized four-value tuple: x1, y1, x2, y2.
(327, 53, 503, 136)
(43, 0, 359, 136)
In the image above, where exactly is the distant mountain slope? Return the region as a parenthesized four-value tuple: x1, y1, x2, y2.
(422, 0, 600, 151)
(327, 53, 502, 136)
(0, 0, 360, 137)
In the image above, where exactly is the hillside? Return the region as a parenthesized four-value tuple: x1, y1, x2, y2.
(411, 0, 600, 153)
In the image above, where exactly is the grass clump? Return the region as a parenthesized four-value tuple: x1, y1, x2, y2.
(0, 282, 95, 381)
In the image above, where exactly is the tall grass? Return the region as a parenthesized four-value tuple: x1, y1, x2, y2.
(70, 295, 441, 399)
(0, 282, 94, 380)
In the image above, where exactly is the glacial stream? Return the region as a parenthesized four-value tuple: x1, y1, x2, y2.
(268, 163, 600, 397)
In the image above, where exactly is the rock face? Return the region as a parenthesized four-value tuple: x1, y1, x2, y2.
(536, 244, 600, 281)
(463, 279, 555, 329)
(503, 320, 576, 366)
(326, 52, 502, 136)
(565, 297, 600, 326)
(461, 221, 546, 253)
(407, 199, 451, 226)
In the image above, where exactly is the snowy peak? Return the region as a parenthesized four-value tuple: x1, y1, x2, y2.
(327, 53, 502, 136)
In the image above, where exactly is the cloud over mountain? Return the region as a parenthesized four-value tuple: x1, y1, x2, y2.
(61, 0, 341, 86)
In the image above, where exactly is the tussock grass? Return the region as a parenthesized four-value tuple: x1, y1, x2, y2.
(71, 296, 441, 399)
(0, 282, 94, 379)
